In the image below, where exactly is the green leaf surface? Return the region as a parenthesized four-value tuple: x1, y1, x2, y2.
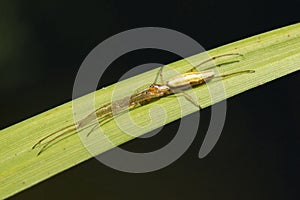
(1, 23, 300, 199)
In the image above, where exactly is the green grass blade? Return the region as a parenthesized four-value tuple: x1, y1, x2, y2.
(1, 22, 300, 199)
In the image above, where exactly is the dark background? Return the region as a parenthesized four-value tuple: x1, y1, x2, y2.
(1, 0, 299, 199)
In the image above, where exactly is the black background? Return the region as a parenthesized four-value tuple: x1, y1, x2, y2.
(1, 0, 299, 199)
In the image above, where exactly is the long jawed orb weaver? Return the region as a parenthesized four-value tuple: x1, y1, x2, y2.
(32, 53, 255, 155)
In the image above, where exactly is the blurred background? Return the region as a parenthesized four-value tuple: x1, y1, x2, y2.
(1, 0, 299, 199)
